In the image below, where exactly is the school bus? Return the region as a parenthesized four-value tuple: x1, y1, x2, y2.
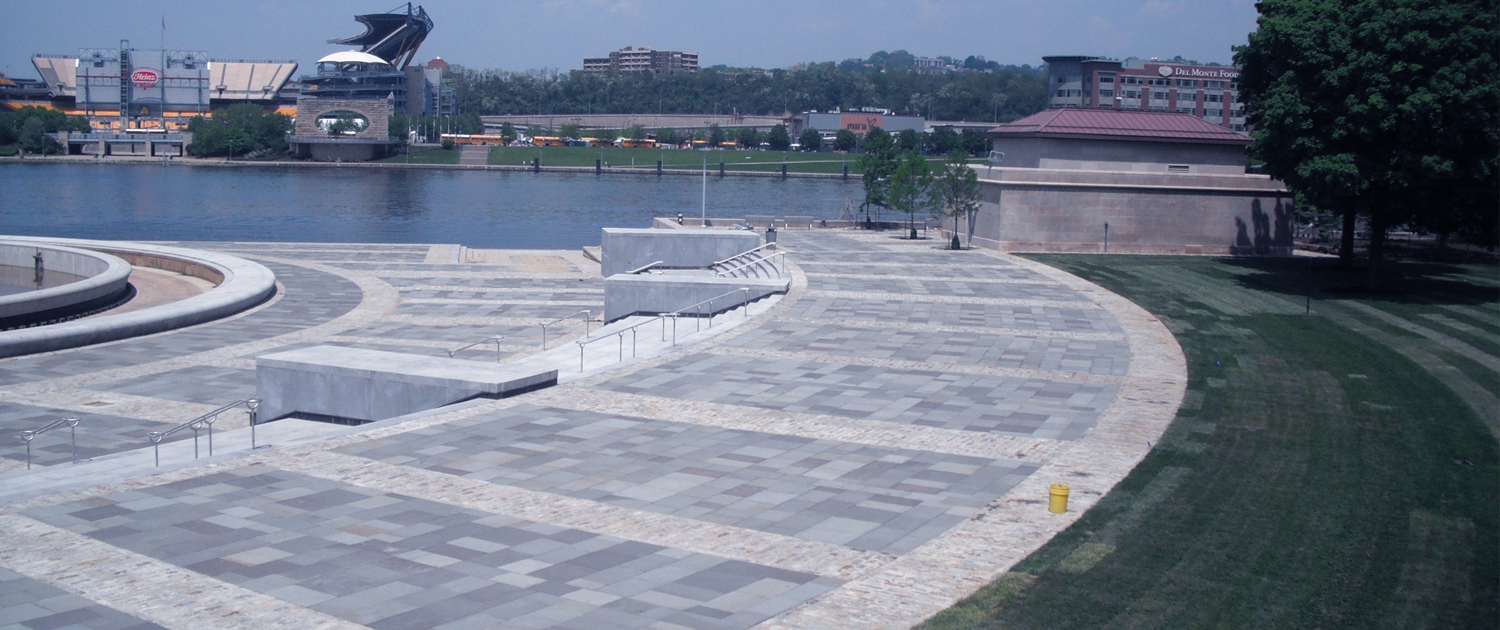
(440, 134, 508, 146)
(531, 135, 566, 147)
(616, 137, 657, 148)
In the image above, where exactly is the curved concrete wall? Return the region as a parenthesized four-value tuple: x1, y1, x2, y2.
(0, 237, 277, 359)
(0, 243, 132, 322)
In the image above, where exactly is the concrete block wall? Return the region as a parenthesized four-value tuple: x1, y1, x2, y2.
(603, 275, 788, 322)
(967, 167, 1294, 255)
(292, 99, 391, 138)
(600, 228, 761, 277)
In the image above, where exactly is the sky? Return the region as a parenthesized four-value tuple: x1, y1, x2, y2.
(2, 1, 1262, 80)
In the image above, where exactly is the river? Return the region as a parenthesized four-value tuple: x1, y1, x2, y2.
(0, 162, 860, 249)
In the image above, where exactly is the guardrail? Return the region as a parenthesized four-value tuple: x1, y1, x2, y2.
(716, 252, 787, 278)
(575, 287, 752, 372)
(540, 310, 591, 350)
(712, 243, 776, 268)
(626, 261, 665, 275)
(16, 417, 83, 470)
(146, 399, 260, 467)
(447, 335, 505, 362)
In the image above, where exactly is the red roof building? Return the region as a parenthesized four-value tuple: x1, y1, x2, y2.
(986, 108, 1251, 175)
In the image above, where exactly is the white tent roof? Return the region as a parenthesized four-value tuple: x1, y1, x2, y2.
(316, 51, 389, 66)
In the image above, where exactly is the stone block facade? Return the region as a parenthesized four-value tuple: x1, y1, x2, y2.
(291, 98, 390, 138)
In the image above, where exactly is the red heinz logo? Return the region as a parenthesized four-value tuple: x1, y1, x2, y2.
(130, 69, 160, 88)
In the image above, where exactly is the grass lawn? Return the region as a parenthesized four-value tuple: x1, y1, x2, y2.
(917, 255, 1498, 630)
(376, 145, 460, 164)
(485, 145, 980, 174)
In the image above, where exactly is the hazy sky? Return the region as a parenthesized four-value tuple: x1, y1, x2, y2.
(3, 1, 1262, 79)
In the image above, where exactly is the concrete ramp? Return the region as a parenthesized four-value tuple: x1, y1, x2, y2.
(256, 346, 557, 423)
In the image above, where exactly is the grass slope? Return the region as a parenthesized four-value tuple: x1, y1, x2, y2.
(485, 145, 978, 175)
(917, 256, 1498, 630)
(377, 146, 460, 164)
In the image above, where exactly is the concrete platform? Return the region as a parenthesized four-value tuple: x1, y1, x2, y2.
(256, 345, 558, 423)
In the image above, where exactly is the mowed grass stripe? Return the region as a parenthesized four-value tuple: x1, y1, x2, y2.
(916, 255, 1498, 630)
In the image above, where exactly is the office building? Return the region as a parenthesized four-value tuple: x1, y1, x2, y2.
(582, 47, 698, 74)
(1043, 55, 1246, 131)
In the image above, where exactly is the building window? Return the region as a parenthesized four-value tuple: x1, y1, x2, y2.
(1206, 108, 1223, 117)
(1205, 94, 1224, 103)
(1148, 77, 1170, 86)
(1121, 76, 1144, 85)
(1123, 89, 1141, 99)
(1098, 73, 1115, 84)
(1151, 91, 1169, 100)
(1178, 105, 1196, 113)
(1205, 80, 1225, 89)
(1167, 164, 1191, 173)
(1099, 89, 1114, 98)
(1177, 79, 1198, 88)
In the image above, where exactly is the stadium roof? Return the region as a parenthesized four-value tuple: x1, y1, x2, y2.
(317, 51, 391, 66)
(988, 109, 1251, 146)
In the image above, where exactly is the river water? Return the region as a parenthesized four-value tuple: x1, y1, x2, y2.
(0, 162, 860, 249)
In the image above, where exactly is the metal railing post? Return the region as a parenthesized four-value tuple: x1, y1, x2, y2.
(248, 399, 261, 449)
(578, 342, 585, 372)
(20, 432, 32, 470)
(66, 417, 80, 463)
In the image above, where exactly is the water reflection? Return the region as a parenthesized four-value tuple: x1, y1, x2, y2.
(0, 163, 858, 249)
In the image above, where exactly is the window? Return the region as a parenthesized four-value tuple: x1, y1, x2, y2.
(1205, 81, 1225, 89)
(1098, 89, 1114, 98)
(1206, 108, 1223, 117)
(1123, 89, 1141, 99)
(1098, 73, 1115, 83)
(1121, 76, 1144, 85)
(1055, 75, 1080, 84)
(1148, 77, 1170, 86)
(1205, 94, 1224, 103)
(1167, 164, 1191, 173)
(1055, 89, 1081, 98)
(1151, 91, 1169, 100)
(1176, 79, 1198, 88)
(1177, 105, 1197, 113)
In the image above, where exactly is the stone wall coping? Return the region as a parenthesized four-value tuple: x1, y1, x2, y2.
(256, 345, 558, 393)
(0, 237, 276, 358)
(0, 243, 131, 320)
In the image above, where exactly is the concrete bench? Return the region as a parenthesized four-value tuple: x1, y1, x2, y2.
(256, 346, 557, 423)
(744, 215, 775, 228)
(783, 215, 815, 229)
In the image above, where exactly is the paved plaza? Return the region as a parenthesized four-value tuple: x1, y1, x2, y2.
(0, 232, 1184, 630)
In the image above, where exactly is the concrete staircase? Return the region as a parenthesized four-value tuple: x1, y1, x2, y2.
(710, 249, 785, 279)
(459, 145, 488, 166)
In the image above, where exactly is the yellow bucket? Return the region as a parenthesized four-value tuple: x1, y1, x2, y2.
(1048, 483, 1070, 514)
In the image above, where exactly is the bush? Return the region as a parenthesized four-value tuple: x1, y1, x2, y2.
(441, 138, 455, 150)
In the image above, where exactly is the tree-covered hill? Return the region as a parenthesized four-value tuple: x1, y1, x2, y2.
(447, 51, 1049, 122)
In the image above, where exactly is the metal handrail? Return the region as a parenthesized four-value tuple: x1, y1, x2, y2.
(447, 335, 505, 362)
(17, 417, 83, 470)
(626, 261, 664, 274)
(712, 243, 776, 267)
(716, 252, 787, 278)
(146, 398, 259, 467)
(573, 287, 755, 373)
(541, 310, 591, 350)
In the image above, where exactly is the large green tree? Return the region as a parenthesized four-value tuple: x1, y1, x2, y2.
(1235, 0, 1498, 280)
(766, 124, 791, 151)
(797, 128, 822, 151)
(186, 103, 291, 158)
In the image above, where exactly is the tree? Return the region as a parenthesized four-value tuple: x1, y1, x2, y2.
(856, 127, 898, 226)
(797, 128, 822, 152)
(735, 126, 761, 150)
(925, 126, 960, 155)
(1235, 0, 1499, 280)
(457, 112, 485, 135)
(896, 128, 920, 153)
(960, 128, 989, 156)
(707, 123, 724, 147)
(185, 103, 291, 158)
(766, 124, 791, 150)
(833, 128, 857, 152)
(558, 123, 581, 139)
(499, 122, 517, 143)
(887, 150, 936, 238)
(19, 117, 59, 154)
(624, 124, 646, 140)
(935, 149, 981, 249)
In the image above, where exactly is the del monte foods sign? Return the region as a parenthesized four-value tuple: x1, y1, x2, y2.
(130, 69, 160, 89)
(1153, 65, 1239, 80)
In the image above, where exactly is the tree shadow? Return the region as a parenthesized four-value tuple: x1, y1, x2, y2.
(1219, 256, 1500, 306)
(1229, 199, 1294, 256)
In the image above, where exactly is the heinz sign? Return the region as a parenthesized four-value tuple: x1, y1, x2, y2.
(130, 69, 160, 89)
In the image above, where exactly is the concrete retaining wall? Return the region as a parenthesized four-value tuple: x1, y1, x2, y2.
(0, 243, 131, 324)
(968, 167, 1294, 255)
(601, 228, 761, 278)
(603, 275, 789, 323)
(256, 346, 558, 423)
(0, 237, 277, 358)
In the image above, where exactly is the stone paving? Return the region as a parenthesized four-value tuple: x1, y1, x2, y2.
(0, 231, 1185, 629)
